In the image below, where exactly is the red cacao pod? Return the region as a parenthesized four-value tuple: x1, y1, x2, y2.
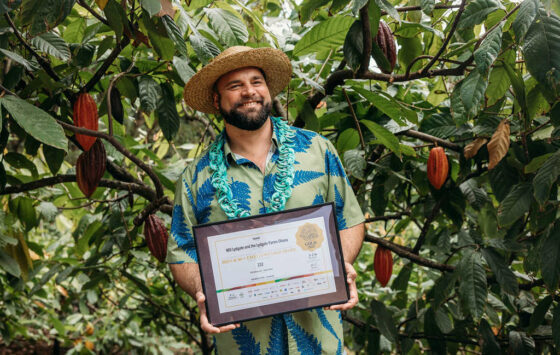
(374, 246, 393, 287)
(427, 146, 448, 190)
(373, 21, 397, 74)
(144, 214, 169, 262)
(73, 93, 98, 151)
(76, 139, 106, 198)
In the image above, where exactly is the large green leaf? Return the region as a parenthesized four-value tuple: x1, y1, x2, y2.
(374, 0, 399, 23)
(512, 0, 539, 41)
(458, 0, 504, 29)
(370, 299, 398, 342)
(103, 0, 126, 39)
(139, 0, 161, 17)
(4, 152, 38, 179)
(0, 96, 67, 151)
(460, 70, 488, 117)
(30, 32, 70, 61)
(360, 120, 401, 158)
(528, 295, 552, 332)
(474, 23, 503, 74)
(189, 33, 220, 65)
(497, 182, 532, 226)
(140, 13, 175, 61)
(352, 86, 416, 125)
(42, 145, 65, 175)
(457, 250, 487, 320)
(205, 8, 248, 47)
(481, 248, 518, 295)
(541, 221, 560, 289)
(299, 0, 330, 24)
(0, 249, 21, 277)
(486, 65, 511, 106)
(19, 0, 75, 36)
(172, 56, 195, 85)
(161, 15, 188, 57)
(533, 152, 560, 206)
(343, 149, 365, 180)
(138, 76, 161, 113)
(419, 113, 460, 139)
(522, 7, 560, 94)
(343, 20, 363, 71)
(293, 16, 354, 57)
(156, 83, 180, 141)
(0, 49, 38, 71)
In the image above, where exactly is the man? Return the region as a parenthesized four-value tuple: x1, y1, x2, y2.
(167, 46, 365, 354)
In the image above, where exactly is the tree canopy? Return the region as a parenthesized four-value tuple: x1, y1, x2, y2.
(0, 0, 559, 353)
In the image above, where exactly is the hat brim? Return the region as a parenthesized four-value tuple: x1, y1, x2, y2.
(183, 47, 292, 115)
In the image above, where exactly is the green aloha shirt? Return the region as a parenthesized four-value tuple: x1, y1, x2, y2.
(167, 117, 364, 354)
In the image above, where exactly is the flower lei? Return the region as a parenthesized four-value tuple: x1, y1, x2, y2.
(208, 117, 296, 219)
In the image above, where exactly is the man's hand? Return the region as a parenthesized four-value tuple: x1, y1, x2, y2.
(196, 291, 240, 334)
(325, 262, 358, 311)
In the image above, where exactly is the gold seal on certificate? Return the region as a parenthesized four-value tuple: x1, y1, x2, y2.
(193, 203, 349, 326)
(295, 222, 324, 251)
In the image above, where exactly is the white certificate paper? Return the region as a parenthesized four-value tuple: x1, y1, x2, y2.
(207, 217, 336, 313)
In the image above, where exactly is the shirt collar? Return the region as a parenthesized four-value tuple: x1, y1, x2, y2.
(222, 117, 280, 166)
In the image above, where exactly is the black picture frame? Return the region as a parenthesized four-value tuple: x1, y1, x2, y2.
(193, 202, 349, 326)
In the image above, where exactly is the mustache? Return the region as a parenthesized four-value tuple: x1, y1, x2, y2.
(233, 98, 264, 109)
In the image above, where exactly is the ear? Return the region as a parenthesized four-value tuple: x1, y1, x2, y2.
(212, 92, 220, 110)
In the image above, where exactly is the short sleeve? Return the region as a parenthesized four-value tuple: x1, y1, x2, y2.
(323, 140, 365, 230)
(166, 168, 199, 264)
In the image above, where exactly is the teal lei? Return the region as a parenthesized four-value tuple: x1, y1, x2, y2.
(208, 117, 296, 219)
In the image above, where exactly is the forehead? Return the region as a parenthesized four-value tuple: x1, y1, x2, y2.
(215, 67, 264, 87)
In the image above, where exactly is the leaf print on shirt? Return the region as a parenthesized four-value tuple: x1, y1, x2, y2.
(315, 308, 342, 355)
(293, 128, 317, 153)
(195, 178, 215, 224)
(266, 315, 288, 355)
(312, 194, 325, 205)
(232, 324, 261, 355)
(170, 205, 198, 262)
(192, 153, 210, 185)
(293, 170, 325, 186)
(334, 184, 347, 229)
(284, 313, 322, 355)
(325, 150, 351, 186)
(230, 179, 251, 212)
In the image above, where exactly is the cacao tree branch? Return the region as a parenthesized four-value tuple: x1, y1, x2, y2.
(412, 198, 444, 254)
(133, 196, 173, 226)
(397, 129, 462, 152)
(57, 120, 165, 198)
(421, 0, 467, 75)
(83, 36, 131, 93)
(365, 212, 411, 222)
(358, 2, 372, 76)
(77, 0, 110, 26)
(390, 4, 462, 13)
(343, 89, 366, 150)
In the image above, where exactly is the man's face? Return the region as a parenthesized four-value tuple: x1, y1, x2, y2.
(213, 67, 272, 131)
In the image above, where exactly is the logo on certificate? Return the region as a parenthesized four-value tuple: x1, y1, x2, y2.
(295, 223, 324, 251)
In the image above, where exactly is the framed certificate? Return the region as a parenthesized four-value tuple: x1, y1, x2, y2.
(193, 202, 349, 326)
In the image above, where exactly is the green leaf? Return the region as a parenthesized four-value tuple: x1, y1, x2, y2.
(343, 149, 365, 180)
(522, 7, 560, 94)
(103, 0, 125, 39)
(458, 0, 504, 29)
(503, 61, 528, 116)
(299, 0, 330, 24)
(343, 20, 363, 71)
(479, 319, 501, 355)
(457, 250, 487, 320)
(140, 13, 175, 61)
(459, 179, 489, 209)
(172, 56, 195, 85)
(474, 23, 503, 74)
(336, 128, 359, 153)
(19, 0, 75, 36)
(0, 49, 38, 71)
(420, 0, 435, 14)
(360, 120, 401, 158)
(0, 0, 22, 15)
(293, 16, 354, 57)
(420, 113, 460, 139)
(156, 83, 180, 141)
(189, 33, 220, 65)
(541, 221, 560, 289)
(138, 76, 161, 113)
(299, 101, 319, 132)
(0, 96, 67, 151)
(139, 0, 161, 17)
(460, 70, 488, 117)
(512, 0, 540, 41)
(372, 38, 395, 74)
(30, 32, 70, 61)
(434, 308, 453, 334)
(42, 145, 65, 175)
(4, 152, 38, 179)
(0, 249, 21, 277)
(481, 248, 518, 295)
(352, 86, 416, 125)
(205, 8, 248, 46)
(524, 152, 554, 174)
(374, 0, 399, 23)
(370, 299, 398, 342)
(161, 15, 188, 58)
(533, 152, 560, 206)
(528, 295, 553, 332)
(497, 182, 532, 227)
(486, 65, 511, 106)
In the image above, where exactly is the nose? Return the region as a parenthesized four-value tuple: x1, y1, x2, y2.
(242, 83, 257, 96)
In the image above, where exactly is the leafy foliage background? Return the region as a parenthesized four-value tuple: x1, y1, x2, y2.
(0, 0, 559, 353)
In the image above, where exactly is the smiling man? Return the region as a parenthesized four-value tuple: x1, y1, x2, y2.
(167, 46, 365, 354)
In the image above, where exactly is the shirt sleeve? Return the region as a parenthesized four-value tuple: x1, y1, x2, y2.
(322, 139, 365, 230)
(166, 168, 199, 264)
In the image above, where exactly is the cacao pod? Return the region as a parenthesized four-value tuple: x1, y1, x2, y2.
(374, 246, 393, 287)
(73, 93, 99, 151)
(144, 214, 169, 262)
(76, 139, 106, 198)
(427, 146, 448, 190)
(110, 87, 124, 125)
(373, 21, 397, 74)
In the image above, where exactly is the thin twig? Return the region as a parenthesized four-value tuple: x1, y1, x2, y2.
(77, 0, 110, 26)
(342, 88, 366, 150)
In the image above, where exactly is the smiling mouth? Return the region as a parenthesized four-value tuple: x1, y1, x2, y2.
(236, 100, 263, 109)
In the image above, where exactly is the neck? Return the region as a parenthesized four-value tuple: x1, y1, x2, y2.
(224, 118, 273, 159)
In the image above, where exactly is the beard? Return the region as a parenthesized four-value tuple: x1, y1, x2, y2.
(219, 99, 272, 131)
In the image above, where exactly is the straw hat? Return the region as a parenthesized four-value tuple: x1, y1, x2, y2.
(183, 46, 292, 114)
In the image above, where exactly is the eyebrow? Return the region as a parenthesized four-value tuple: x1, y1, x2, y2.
(224, 75, 264, 87)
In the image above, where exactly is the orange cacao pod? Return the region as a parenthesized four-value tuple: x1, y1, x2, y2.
(374, 21, 397, 74)
(76, 139, 106, 198)
(427, 146, 448, 190)
(73, 93, 98, 151)
(374, 246, 393, 287)
(144, 214, 168, 262)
